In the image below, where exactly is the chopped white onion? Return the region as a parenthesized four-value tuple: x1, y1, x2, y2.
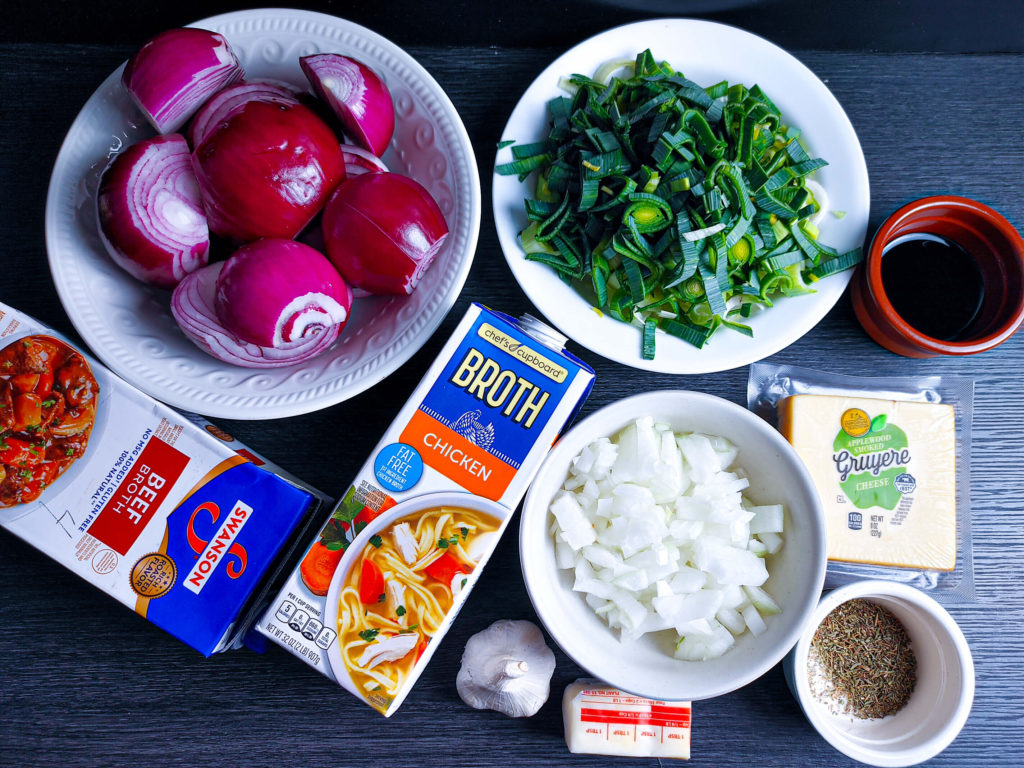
(550, 420, 785, 660)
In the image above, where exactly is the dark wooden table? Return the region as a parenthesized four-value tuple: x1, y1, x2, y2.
(2, 2, 1023, 766)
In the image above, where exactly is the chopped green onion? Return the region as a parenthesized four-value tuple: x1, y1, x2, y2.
(642, 318, 657, 360)
(497, 48, 860, 356)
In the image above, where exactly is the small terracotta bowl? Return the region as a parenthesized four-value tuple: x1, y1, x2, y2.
(851, 195, 1024, 357)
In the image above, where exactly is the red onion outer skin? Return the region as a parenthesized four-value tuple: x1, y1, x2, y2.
(322, 172, 449, 295)
(96, 133, 210, 288)
(122, 28, 244, 134)
(340, 144, 389, 176)
(171, 261, 341, 368)
(214, 239, 353, 348)
(300, 54, 395, 157)
(186, 79, 299, 148)
(192, 99, 345, 241)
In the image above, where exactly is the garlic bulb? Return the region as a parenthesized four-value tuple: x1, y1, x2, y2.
(457, 619, 556, 717)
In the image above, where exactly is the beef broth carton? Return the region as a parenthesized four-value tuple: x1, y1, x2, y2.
(256, 305, 594, 715)
(0, 303, 325, 655)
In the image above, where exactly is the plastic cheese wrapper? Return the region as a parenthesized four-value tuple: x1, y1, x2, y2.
(563, 680, 691, 759)
(256, 304, 594, 716)
(0, 303, 327, 655)
(747, 362, 975, 602)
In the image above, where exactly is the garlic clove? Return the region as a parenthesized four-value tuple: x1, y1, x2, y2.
(456, 619, 556, 718)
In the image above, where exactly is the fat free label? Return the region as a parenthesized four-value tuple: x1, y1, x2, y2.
(832, 409, 911, 510)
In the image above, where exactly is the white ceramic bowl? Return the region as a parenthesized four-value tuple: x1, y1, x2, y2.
(520, 390, 826, 701)
(322, 491, 510, 711)
(493, 19, 869, 374)
(784, 580, 975, 767)
(45, 9, 480, 419)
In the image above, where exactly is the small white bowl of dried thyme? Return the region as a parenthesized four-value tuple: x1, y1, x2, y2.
(783, 580, 974, 767)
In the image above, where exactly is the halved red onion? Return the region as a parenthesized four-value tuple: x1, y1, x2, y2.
(192, 99, 345, 241)
(171, 261, 342, 368)
(214, 238, 353, 348)
(322, 172, 448, 295)
(341, 144, 389, 176)
(122, 28, 244, 134)
(300, 54, 395, 157)
(96, 133, 209, 288)
(187, 79, 299, 148)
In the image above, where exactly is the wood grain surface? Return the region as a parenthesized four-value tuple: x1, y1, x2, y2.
(1, 27, 1023, 768)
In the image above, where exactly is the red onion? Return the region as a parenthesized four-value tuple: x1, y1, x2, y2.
(96, 133, 209, 288)
(122, 28, 244, 135)
(192, 99, 345, 241)
(300, 54, 395, 157)
(214, 239, 352, 348)
(187, 79, 299, 148)
(171, 261, 343, 368)
(341, 144, 389, 176)
(322, 172, 448, 295)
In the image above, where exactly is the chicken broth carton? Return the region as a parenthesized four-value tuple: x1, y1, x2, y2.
(256, 304, 594, 715)
(0, 303, 325, 656)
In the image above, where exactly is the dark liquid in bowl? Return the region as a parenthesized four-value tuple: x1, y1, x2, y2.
(881, 233, 985, 341)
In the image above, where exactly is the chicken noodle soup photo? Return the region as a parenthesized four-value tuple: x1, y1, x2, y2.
(0, 335, 99, 508)
(324, 493, 508, 714)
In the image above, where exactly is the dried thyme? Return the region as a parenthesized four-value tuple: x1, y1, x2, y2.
(808, 598, 917, 719)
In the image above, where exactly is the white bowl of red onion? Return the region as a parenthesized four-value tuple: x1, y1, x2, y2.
(45, 8, 480, 419)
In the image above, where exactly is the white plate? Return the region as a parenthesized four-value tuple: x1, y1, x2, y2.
(493, 19, 869, 374)
(45, 8, 480, 419)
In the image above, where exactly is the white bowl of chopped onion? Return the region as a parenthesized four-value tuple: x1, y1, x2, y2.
(520, 390, 826, 701)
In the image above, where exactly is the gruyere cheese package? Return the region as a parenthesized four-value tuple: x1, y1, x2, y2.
(747, 363, 975, 601)
(779, 395, 956, 570)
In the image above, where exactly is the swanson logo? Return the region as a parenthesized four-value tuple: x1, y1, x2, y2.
(184, 500, 252, 594)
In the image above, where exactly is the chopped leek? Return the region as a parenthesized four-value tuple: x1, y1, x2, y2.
(497, 49, 861, 358)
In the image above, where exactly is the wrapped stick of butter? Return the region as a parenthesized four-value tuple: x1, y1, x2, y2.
(563, 680, 691, 759)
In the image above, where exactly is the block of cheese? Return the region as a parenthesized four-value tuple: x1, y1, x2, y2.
(778, 394, 956, 570)
(563, 680, 691, 760)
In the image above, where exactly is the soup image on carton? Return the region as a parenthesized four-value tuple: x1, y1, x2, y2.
(0, 335, 99, 510)
(324, 495, 508, 712)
